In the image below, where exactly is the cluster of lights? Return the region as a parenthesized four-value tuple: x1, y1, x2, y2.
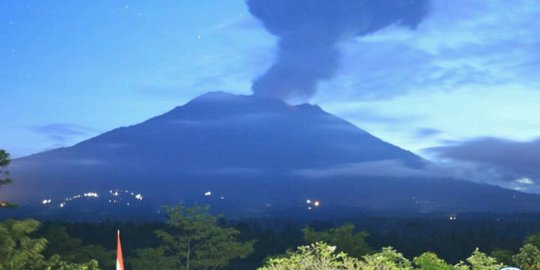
(306, 199, 320, 210)
(449, 215, 457, 221)
(109, 190, 143, 200)
(84, 192, 99, 198)
(108, 189, 143, 206)
(42, 199, 52, 205)
(50, 191, 101, 208)
(203, 191, 225, 200)
(41, 189, 144, 208)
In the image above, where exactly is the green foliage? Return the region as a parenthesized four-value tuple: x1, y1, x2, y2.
(525, 233, 540, 249)
(361, 247, 413, 270)
(514, 244, 540, 270)
(257, 242, 508, 270)
(258, 243, 419, 270)
(0, 149, 14, 208)
(413, 252, 453, 270)
(130, 247, 175, 270)
(462, 248, 502, 270)
(490, 249, 515, 266)
(43, 225, 113, 269)
(0, 219, 48, 270)
(131, 205, 254, 270)
(45, 255, 100, 270)
(43, 225, 84, 261)
(0, 219, 101, 270)
(0, 149, 12, 187)
(257, 242, 362, 270)
(303, 224, 372, 258)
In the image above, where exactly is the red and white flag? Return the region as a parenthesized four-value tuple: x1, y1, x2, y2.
(116, 230, 125, 270)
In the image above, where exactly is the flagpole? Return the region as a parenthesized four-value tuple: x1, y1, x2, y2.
(116, 230, 125, 270)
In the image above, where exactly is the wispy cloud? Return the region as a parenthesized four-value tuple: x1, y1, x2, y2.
(194, 167, 264, 176)
(414, 128, 442, 138)
(30, 123, 99, 145)
(317, 0, 540, 101)
(293, 148, 540, 194)
(292, 159, 481, 181)
(293, 160, 430, 179)
(427, 137, 540, 192)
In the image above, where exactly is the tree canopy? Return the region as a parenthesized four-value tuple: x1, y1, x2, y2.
(257, 242, 504, 270)
(0, 149, 14, 208)
(43, 225, 114, 269)
(131, 205, 254, 270)
(303, 224, 372, 258)
(0, 219, 100, 270)
(514, 244, 540, 270)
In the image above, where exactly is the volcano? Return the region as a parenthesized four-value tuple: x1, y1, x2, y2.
(5, 92, 540, 218)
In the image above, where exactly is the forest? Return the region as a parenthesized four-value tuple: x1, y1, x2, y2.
(2, 151, 540, 270)
(2, 205, 540, 270)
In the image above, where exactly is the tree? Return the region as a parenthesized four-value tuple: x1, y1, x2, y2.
(412, 249, 504, 270)
(0, 150, 11, 185)
(45, 255, 100, 270)
(132, 205, 254, 270)
(257, 240, 508, 270)
(0, 149, 14, 208)
(0, 219, 101, 270)
(303, 224, 372, 258)
(525, 233, 540, 249)
(413, 252, 453, 270)
(460, 248, 502, 270)
(361, 247, 413, 270)
(257, 242, 362, 270)
(490, 249, 515, 266)
(258, 243, 416, 270)
(130, 247, 175, 270)
(514, 244, 540, 270)
(43, 225, 114, 269)
(0, 219, 48, 270)
(43, 225, 85, 261)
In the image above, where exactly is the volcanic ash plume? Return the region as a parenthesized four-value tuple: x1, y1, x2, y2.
(247, 0, 431, 100)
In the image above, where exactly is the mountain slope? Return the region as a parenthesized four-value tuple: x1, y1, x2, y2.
(44, 91, 423, 169)
(4, 92, 540, 217)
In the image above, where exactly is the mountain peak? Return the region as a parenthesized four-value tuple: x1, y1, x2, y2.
(189, 91, 248, 102)
(7, 91, 540, 216)
(164, 92, 324, 120)
(188, 91, 281, 104)
(19, 91, 424, 174)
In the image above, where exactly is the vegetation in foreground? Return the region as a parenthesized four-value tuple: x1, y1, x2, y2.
(2, 149, 540, 269)
(2, 208, 540, 269)
(0, 219, 99, 270)
(0, 149, 15, 208)
(258, 242, 504, 270)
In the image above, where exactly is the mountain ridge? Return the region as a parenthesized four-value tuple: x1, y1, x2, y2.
(4, 92, 540, 218)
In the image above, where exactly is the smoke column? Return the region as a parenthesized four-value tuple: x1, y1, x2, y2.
(247, 0, 431, 100)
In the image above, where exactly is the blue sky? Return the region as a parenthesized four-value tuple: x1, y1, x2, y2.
(2, 1, 540, 191)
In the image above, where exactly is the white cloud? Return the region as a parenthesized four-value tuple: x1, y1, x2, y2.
(515, 177, 535, 185)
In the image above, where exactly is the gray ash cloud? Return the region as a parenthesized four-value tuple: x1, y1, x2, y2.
(247, 0, 431, 100)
